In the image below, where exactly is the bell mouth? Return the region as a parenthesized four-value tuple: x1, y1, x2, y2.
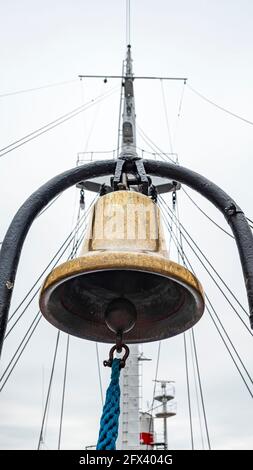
(39, 252, 205, 343)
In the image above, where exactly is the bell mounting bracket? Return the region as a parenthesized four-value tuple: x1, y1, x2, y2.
(112, 157, 149, 194)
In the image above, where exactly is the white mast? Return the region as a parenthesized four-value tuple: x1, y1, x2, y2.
(117, 345, 140, 450)
(154, 380, 176, 450)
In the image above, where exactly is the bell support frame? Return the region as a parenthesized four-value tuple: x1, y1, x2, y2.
(0, 159, 252, 359)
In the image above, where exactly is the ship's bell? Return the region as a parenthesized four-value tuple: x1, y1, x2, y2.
(39, 191, 205, 343)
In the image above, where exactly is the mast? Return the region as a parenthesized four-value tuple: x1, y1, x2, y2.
(120, 45, 138, 160)
(117, 45, 140, 450)
(117, 345, 140, 450)
(154, 380, 176, 450)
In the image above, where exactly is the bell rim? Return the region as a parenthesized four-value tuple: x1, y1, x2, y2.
(40, 251, 204, 301)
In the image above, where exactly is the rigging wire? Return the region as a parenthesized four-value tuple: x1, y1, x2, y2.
(74, 193, 104, 410)
(189, 333, 205, 450)
(246, 216, 253, 228)
(164, 200, 241, 448)
(159, 203, 253, 397)
(205, 295, 253, 388)
(147, 341, 161, 449)
(57, 335, 70, 450)
(43, 377, 53, 450)
(79, 78, 88, 151)
(0, 78, 78, 99)
(4, 232, 80, 339)
(190, 330, 211, 449)
(164, 200, 252, 337)
(116, 61, 125, 157)
(163, 196, 249, 317)
(152, 87, 251, 432)
(173, 193, 195, 450)
(174, 195, 211, 448)
(150, 341, 161, 410)
(0, 316, 42, 392)
(172, 79, 187, 151)
(0, 311, 41, 384)
(141, 79, 252, 443)
(144, 403, 164, 415)
(37, 330, 61, 450)
(4, 233, 91, 379)
(183, 333, 194, 449)
(206, 305, 253, 398)
(41, 190, 85, 448)
(0, 226, 87, 390)
(135, 129, 253, 232)
(96, 343, 104, 407)
(57, 186, 83, 449)
(159, 85, 196, 446)
(5, 294, 41, 339)
(83, 84, 105, 153)
(0, 90, 111, 153)
(136, 125, 176, 163)
(5, 215, 89, 339)
(56, 188, 88, 448)
(39, 214, 87, 449)
(138, 104, 253, 235)
(159, 197, 252, 334)
(0, 196, 88, 394)
(161, 201, 253, 388)
(70, 204, 82, 259)
(0, 85, 117, 153)
(168, 196, 176, 257)
(187, 83, 253, 127)
(135, 145, 177, 160)
(0, 85, 119, 159)
(6, 198, 95, 328)
(177, 80, 186, 118)
(182, 188, 235, 238)
(36, 193, 62, 219)
(183, 188, 252, 233)
(160, 80, 174, 155)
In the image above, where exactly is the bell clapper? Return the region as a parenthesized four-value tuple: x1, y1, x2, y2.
(116, 331, 124, 353)
(103, 298, 136, 368)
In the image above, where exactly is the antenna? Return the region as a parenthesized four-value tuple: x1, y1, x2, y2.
(126, 0, 131, 46)
(154, 380, 176, 450)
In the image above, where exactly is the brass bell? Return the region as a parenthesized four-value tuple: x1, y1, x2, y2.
(39, 191, 205, 343)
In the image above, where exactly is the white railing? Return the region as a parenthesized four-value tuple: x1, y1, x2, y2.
(76, 149, 178, 166)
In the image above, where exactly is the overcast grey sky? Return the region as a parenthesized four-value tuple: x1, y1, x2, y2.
(0, 0, 253, 450)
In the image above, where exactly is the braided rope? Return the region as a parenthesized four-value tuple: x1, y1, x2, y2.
(96, 359, 121, 450)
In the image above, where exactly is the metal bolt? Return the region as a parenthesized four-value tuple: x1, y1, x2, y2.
(6, 281, 14, 290)
(225, 203, 236, 216)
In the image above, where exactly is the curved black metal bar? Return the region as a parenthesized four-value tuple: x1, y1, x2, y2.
(0, 158, 252, 359)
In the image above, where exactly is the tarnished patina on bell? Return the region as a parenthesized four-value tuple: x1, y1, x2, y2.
(39, 191, 205, 343)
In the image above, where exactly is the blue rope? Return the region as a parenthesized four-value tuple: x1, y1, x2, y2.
(96, 358, 121, 450)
